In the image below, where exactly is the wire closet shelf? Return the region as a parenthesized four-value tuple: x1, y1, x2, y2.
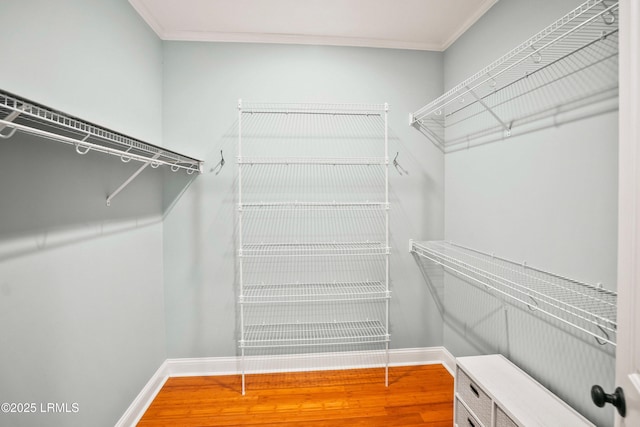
(240, 202, 389, 212)
(410, 240, 617, 346)
(0, 89, 202, 173)
(240, 101, 387, 116)
(410, 0, 619, 152)
(241, 321, 389, 349)
(241, 242, 390, 258)
(241, 281, 390, 304)
(237, 156, 387, 165)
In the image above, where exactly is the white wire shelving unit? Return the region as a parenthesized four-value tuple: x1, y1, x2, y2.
(410, 240, 617, 346)
(410, 0, 619, 152)
(237, 100, 391, 394)
(0, 89, 203, 205)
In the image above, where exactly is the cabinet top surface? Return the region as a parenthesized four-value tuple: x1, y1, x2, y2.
(456, 355, 594, 427)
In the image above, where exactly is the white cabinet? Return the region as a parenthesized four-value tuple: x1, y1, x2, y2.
(455, 355, 594, 427)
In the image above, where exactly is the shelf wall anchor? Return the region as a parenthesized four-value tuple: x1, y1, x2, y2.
(393, 152, 408, 175)
(106, 152, 161, 207)
(210, 150, 225, 175)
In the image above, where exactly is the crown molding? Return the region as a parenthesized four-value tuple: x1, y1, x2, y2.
(128, 0, 498, 52)
(441, 0, 499, 50)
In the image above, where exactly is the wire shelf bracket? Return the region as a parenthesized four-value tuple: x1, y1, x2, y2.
(465, 85, 513, 136)
(410, 240, 617, 346)
(106, 152, 161, 206)
(0, 109, 23, 139)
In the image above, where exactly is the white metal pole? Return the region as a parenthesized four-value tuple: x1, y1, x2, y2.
(238, 99, 246, 395)
(384, 103, 390, 388)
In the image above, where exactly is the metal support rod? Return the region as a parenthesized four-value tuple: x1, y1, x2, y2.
(106, 153, 161, 207)
(384, 103, 390, 388)
(238, 99, 246, 396)
(465, 86, 512, 136)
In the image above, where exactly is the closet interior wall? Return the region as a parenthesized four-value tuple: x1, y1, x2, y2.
(0, 1, 167, 427)
(437, 0, 618, 426)
(161, 42, 446, 359)
(3, 0, 613, 424)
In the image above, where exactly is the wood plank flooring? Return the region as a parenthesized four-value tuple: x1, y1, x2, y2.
(138, 364, 454, 426)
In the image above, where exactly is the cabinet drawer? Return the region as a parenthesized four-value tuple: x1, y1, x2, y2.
(456, 398, 484, 427)
(496, 407, 518, 427)
(456, 367, 492, 426)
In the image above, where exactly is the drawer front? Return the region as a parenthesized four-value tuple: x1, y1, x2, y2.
(456, 398, 485, 427)
(496, 407, 519, 427)
(456, 367, 492, 426)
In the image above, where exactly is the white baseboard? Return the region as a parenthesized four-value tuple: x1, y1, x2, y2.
(166, 346, 456, 376)
(115, 360, 169, 427)
(116, 347, 456, 426)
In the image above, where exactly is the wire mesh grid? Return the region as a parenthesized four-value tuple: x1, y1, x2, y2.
(241, 101, 387, 116)
(238, 156, 387, 165)
(411, 0, 619, 151)
(411, 240, 617, 346)
(240, 201, 389, 211)
(0, 90, 202, 172)
(241, 320, 389, 348)
(241, 242, 389, 257)
(240, 163, 386, 204)
(241, 256, 386, 288)
(241, 205, 386, 245)
(241, 281, 389, 304)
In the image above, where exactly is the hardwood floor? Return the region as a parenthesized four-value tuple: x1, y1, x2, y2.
(138, 364, 454, 426)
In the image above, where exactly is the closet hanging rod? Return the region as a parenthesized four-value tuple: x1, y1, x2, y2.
(0, 119, 199, 173)
(0, 89, 203, 172)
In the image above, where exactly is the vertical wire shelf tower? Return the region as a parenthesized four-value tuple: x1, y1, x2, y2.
(237, 101, 391, 394)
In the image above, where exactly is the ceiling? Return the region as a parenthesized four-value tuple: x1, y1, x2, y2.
(128, 0, 498, 51)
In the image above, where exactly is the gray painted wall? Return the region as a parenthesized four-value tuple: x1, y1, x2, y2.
(442, 0, 617, 425)
(0, 0, 619, 425)
(0, 1, 167, 426)
(161, 42, 446, 358)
